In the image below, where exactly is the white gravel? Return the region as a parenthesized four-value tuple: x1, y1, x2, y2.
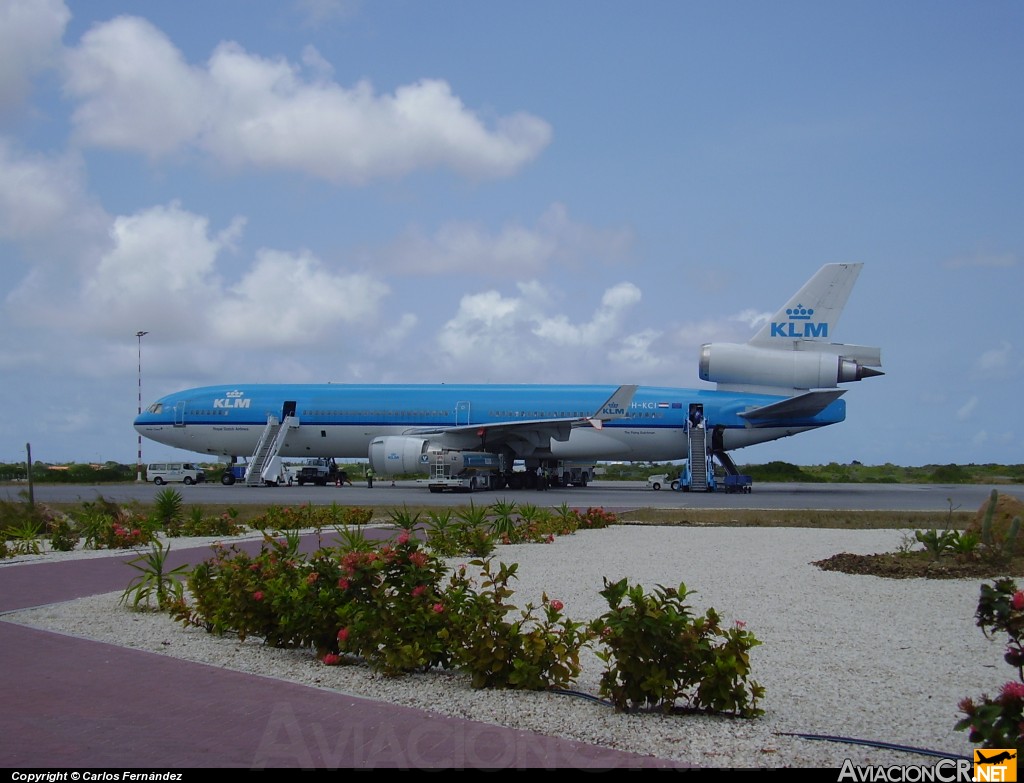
(1, 524, 1002, 768)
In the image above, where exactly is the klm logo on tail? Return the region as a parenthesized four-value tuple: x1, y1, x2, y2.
(770, 305, 828, 339)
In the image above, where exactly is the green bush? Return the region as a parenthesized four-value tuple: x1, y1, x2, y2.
(590, 577, 764, 717)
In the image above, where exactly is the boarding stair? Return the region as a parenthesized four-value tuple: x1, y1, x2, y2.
(245, 415, 298, 486)
(688, 423, 710, 491)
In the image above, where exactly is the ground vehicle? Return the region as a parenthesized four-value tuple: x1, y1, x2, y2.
(418, 451, 597, 493)
(419, 451, 501, 493)
(221, 458, 292, 486)
(722, 474, 753, 493)
(646, 474, 680, 491)
(295, 457, 338, 486)
(147, 462, 205, 485)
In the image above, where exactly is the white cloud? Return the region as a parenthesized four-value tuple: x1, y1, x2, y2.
(80, 202, 233, 337)
(294, 0, 360, 28)
(212, 248, 389, 343)
(976, 341, 1014, 374)
(0, 0, 69, 113)
(434, 280, 649, 381)
(0, 138, 107, 250)
(64, 16, 210, 156)
(945, 251, 1019, 269)
(383, 203, 633, 276)
(956, 396, 977, 420)
(62, 16, 552, 182)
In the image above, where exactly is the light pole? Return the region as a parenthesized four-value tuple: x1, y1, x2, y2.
(136, 330, 148, 482)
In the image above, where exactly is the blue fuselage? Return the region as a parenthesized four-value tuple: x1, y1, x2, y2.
(134, 383, 846, 462)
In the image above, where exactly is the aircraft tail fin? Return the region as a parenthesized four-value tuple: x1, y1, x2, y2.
(699, 263, 882, 395)
(748, 262, 862, 346)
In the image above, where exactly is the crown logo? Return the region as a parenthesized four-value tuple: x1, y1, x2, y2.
(786, 304, 814, 320)
(226, 390, 244, 398)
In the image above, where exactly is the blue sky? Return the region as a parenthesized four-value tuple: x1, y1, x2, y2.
(1, 0, 1021, 468)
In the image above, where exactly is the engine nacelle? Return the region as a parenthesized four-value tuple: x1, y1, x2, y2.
(699, 343, 881, 390)
(368, 436, 431, 475)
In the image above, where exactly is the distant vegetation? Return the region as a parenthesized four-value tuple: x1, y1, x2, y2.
(1, 460, 1022, 485)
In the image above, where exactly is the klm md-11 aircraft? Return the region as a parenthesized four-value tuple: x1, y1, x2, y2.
(134, 263, 882, 490)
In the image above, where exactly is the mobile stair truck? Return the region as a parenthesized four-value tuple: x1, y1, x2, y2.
(677, 404, 751, 493)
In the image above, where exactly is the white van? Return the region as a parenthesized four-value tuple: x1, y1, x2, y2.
(147, 462, 206, 485)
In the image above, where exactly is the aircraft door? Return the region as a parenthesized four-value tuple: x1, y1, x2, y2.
(687, 403, 704, 429)
(282, 400, 297, 419)
(173, 400, 186, 427)
(456, 401, 470, 426)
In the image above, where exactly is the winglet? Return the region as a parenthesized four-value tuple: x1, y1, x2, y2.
(587, 384, 638, 429)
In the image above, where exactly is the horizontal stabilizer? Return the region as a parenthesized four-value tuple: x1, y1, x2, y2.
(739, 389, 845, 424)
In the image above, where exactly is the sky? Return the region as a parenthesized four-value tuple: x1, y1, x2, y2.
(1, 0, 1022, 468)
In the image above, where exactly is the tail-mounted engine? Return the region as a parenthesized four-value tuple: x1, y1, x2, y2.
(699, 342, 882, 392)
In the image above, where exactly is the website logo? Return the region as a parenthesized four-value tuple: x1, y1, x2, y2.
(974, 750, 1017, 782)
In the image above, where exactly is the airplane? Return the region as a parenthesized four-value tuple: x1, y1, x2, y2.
(976, 751, 1016, 765)
(134, 262, 883, 489)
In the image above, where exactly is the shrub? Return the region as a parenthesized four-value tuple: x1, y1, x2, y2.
(441, 557, 589, 690)
(956, 578, 1024, 748)
(120, 541, 190, 611)
(153, 488, 184, 535)
(47, 515, 80, 552)
(334, 529, 453, 675)
(590, 576, 764, 717)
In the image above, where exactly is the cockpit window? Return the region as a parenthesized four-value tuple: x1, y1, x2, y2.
(146, 403, 163, 414)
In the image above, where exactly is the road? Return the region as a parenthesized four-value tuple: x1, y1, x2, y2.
(7, 480, 1023, 513)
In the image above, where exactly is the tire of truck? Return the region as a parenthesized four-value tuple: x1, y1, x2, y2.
(429, 486, 442, 493)
(153, 477, 164, 485)
(222, 473, 235, 486)
(183, 476, 194, 485)
(671, 480, 680, 491)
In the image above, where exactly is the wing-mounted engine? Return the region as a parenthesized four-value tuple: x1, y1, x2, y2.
(368, 435, 503, 479)
(368, 436, 432, 475)
(699, 341, 882, 394)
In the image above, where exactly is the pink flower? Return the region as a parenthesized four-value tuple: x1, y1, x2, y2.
(549, 600, 564, 612)
(397, 530, 410, 545)
(322, 654, 340, 666)
(546, 534, 555, 543)
(409, 552, 428, 567)
(1012, 591, 1024, 611)
(1000, 681, 1024, 701)
(337, 578, 350, 590)
(734, 620, 747, 629)
(253, 591, 264, 602)
(411, 585, 427, 598)
(432, 603, 444, 614)
(337, 627, 350, 643)
(306, 572, 319, 585)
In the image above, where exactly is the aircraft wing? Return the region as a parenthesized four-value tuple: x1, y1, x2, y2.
(738, 389, 846, 426)
(402, 384, 638, 453)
